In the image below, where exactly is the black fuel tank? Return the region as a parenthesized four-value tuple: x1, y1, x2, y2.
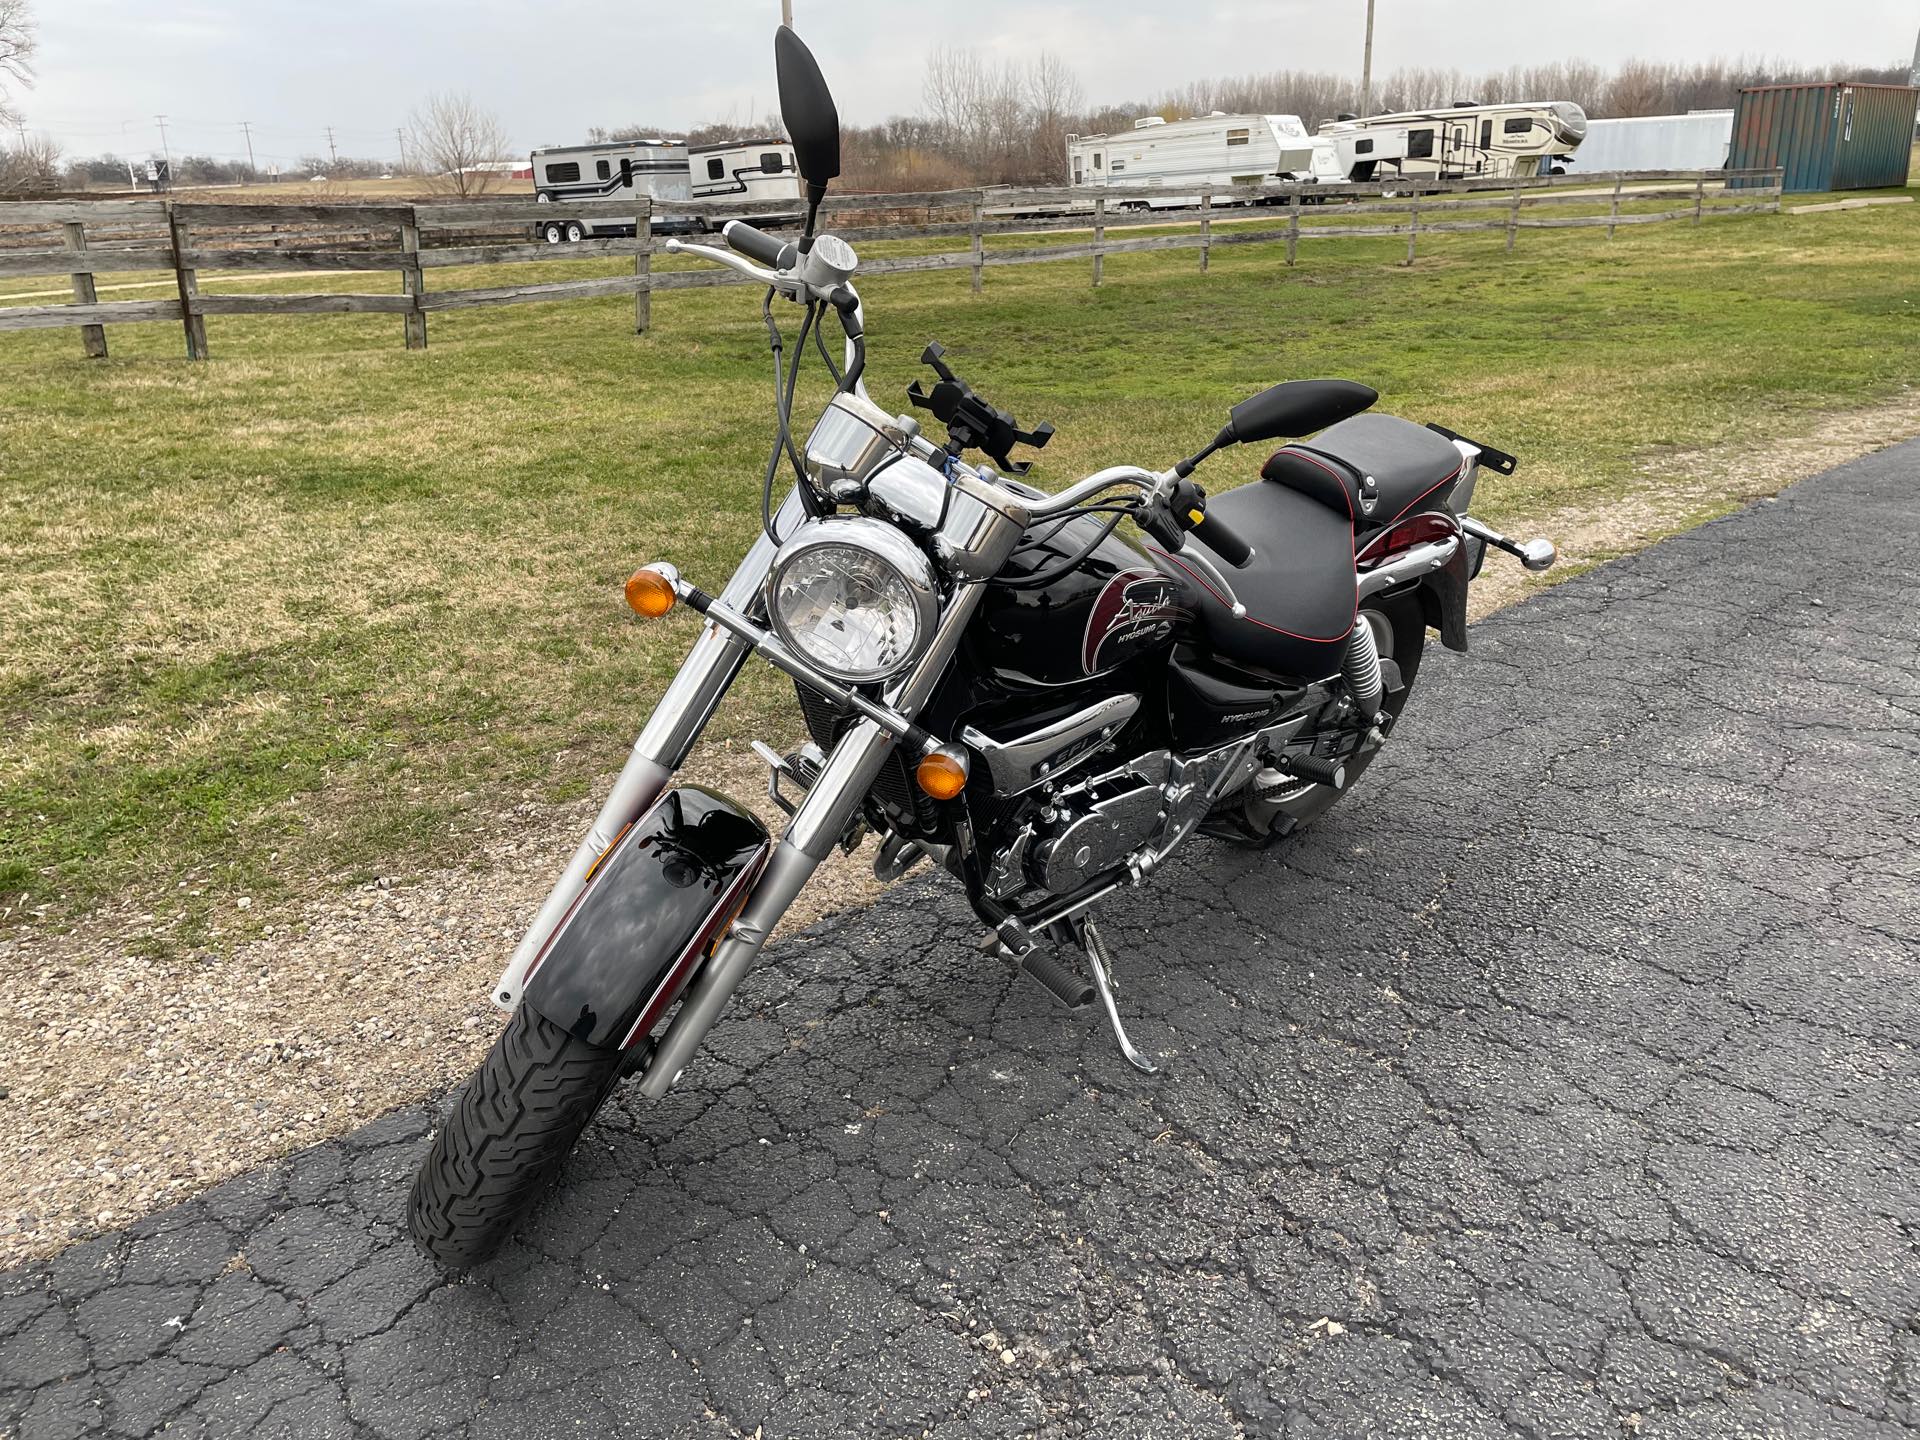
(973, 512, 1189, 688)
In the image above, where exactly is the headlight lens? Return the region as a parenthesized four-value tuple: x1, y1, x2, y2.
(768, 519, 939, 684)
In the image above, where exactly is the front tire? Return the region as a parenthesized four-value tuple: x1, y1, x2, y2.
(408, 1005, 624, 1270)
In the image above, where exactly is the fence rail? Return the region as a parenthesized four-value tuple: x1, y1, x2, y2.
(0, 169, 1784, 359)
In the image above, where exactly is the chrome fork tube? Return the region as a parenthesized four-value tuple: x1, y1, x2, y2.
(491, 488, 808, 1010)
(636, 583, 985, 1097)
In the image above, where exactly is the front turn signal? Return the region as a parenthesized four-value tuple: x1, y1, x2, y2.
(625, 565, 678, 618)
(915, 744, 970, 801)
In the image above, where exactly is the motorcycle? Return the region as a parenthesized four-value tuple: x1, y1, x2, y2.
(407, 28, 1557, 1268)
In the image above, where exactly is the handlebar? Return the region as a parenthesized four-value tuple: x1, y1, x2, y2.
(1185, 505, 1254, 568)
(721, 219, 798, 272)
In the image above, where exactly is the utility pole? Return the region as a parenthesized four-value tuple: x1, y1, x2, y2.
(325, 125, 339, 167)
(1360, 0, 1376, 116)
(240, 120, 256, 181)
(781, 0, 792, 26)
(396, 127, 407, 172)
(154, 114, 173, 177)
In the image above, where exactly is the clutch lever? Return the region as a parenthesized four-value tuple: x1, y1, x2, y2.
(660, 239, 802, 298)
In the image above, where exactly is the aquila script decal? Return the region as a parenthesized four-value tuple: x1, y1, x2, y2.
(1082, 570, 1187, 674)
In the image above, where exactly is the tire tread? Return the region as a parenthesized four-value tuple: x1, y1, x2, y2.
(407, 1005, 623, 1269)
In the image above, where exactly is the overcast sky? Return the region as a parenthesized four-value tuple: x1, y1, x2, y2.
(16, 0, 1919, 166)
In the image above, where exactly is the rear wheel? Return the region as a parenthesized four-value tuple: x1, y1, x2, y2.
(1208, 593, 1428, 847)
(540, 220, 565, 245)
(407, 1004, 624, 1270)
(564, 220, 586, 243)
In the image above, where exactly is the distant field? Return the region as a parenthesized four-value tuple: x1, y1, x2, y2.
(2, 191, 1917, 941)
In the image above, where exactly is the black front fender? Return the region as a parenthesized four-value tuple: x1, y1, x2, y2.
(522, 785, 770, 1051)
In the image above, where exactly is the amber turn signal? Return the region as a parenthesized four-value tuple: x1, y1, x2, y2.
(625, 566, 678, 618)
(915, 745, 970, 801)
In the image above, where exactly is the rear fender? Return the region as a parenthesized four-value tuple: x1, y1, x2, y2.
(521, 785, 770, 1051)
(1358, 512, 1471, 653)
(1421, 540, 1471, 652)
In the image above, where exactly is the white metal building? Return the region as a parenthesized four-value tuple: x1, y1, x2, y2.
(1563, 111, 1734, 173)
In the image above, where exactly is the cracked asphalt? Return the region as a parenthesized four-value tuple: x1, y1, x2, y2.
(5, 440, 1919, 1439)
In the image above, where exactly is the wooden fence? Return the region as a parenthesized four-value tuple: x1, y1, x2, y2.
(0, 169, 1784, 360)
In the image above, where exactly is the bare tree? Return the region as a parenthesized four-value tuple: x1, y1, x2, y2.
(0, 0, 34, 128)
(406, 90, 512, 196)
(0, 130, 58, 193)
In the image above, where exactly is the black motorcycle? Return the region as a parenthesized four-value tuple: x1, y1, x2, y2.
(408, 28, 1557, 1267)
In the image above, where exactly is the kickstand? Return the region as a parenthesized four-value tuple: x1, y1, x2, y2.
(1074, 917, 1161, 1075)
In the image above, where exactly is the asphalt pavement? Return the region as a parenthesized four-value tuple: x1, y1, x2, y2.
(3, 440, 1917, 1438)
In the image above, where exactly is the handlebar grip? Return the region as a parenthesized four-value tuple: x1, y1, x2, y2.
(721, 220, 797, 271)
(1189, 506, 1255, 567)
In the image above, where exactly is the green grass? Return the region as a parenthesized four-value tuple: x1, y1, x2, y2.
(2, 195, 1917, 938)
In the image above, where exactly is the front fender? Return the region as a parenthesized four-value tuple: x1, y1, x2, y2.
(522, 785, 770, 1050)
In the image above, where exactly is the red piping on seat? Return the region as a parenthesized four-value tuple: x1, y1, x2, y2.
(1149, 545, 1356, 645)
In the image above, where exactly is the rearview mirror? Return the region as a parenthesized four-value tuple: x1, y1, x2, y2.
(775, 27, 841, 192)
(1226, 379, 1377, 444)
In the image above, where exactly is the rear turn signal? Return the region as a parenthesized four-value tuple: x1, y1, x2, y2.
(625, 565, 678, 618)
(915, 745, 970, 801)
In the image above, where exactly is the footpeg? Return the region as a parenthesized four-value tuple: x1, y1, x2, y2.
(1020, 949, 1094, 1009)
(1280, 754, 1346, 789)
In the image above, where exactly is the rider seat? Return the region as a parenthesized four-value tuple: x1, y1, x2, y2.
(1261, 414, 1465, 531)
(1152, 482, 1356, 680)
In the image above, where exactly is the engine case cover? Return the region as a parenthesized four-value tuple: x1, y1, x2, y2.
(1029, 781, 1166, 893)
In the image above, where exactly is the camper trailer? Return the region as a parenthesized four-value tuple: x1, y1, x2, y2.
(530, 139, 692, 240)
(1066, 114, 1317, 207)
(1319, 101, 1588, 181)
(688, 139, 803, 220)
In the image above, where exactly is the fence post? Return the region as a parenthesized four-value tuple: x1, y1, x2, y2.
(1692, 174, 1705, 225)
(1606, 177, 1623, 240)
(62, 220, 108, 360)
(1092, 195, 1105, 288)
(970, 194, 984, 295)
(166, 206, 208, 361)
(1286, 204, 1299, 267)
(635, 204, 652, 334)
(1506, 183, 1521, 252)
(1199, 186, 1212, 273)
(400, 212, 428, 350)
(1404, 197, 1419, 266)
(1772, 168, 1784, 213)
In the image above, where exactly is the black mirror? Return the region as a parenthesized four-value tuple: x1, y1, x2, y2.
(1226, 379, 1377, 444)
(775, 27, 840, 192)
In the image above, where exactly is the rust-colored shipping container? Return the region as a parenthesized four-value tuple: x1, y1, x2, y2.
(1728, 82, 1919, 192)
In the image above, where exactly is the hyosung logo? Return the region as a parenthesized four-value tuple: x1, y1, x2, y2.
(1082, 570, 1188, 674)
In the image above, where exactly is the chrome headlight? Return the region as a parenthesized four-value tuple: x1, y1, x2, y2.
(767, 519, 939, 684)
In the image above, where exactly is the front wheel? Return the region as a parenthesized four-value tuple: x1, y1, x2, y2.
(407, 1004, 624, 1269)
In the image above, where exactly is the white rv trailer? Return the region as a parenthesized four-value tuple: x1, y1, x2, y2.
(1066, 113, 1317, 208)
(1564, 111, 1733, 173)
(688, 138, 803, 219)
(1319, 101, 1588, 181)
(529, 139, 693, 240)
